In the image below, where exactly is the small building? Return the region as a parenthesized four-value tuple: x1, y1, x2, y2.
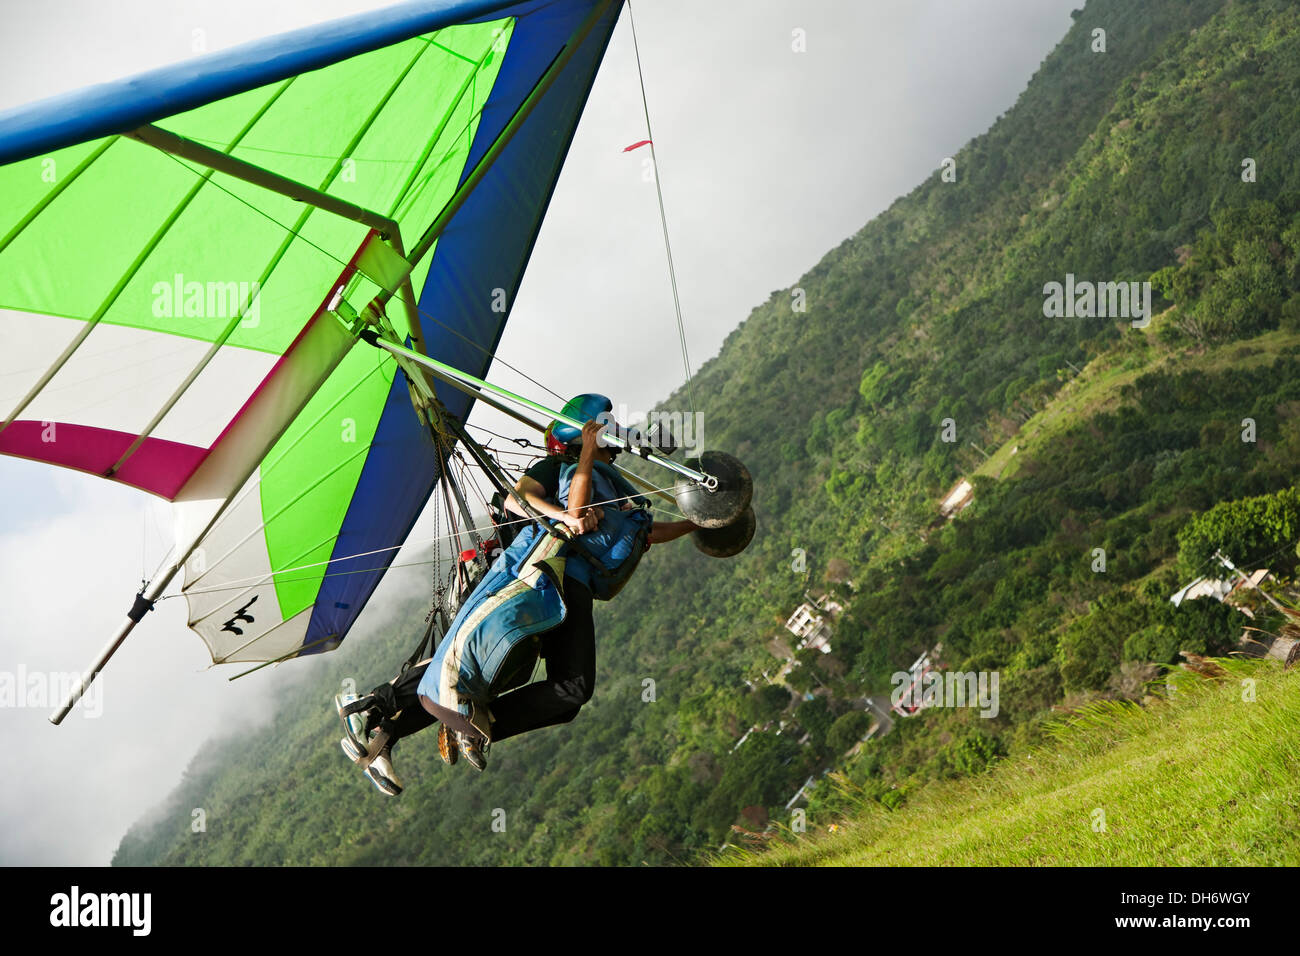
(817, 594, 845, 616)
(1169, 576, 1234, 607)
(785, 602, 832, 654)
(939, 478, 974, 518)
(1170, 569, 1271, 611)
(730, 727, 754, 753)
(891, 643, 944, 718)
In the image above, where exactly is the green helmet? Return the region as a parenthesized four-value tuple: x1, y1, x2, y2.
(550, 393, 618, 446)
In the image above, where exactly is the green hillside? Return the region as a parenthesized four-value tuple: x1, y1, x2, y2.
(115, 0, 1300, 866)
(722, 659, 1300, 867)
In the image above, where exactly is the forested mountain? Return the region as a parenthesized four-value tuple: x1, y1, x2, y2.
(115, 0, 1300, 866)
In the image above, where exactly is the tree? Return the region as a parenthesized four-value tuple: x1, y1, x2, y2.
(828, 711, 874, 754)
(826, 557, 852, 583)
(1177, 486, 1300, 576)
(743, 683, 791, 726)
(795, 697, 834, 749)
(1057, 596, 1145, 691)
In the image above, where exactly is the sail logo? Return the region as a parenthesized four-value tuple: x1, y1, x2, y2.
(49, 886, 151, 936)
(152, 273, 261, 327)
(0, 666, 102, 718)
(220, 595, 258, 636)
(1042, 274, 1151, 328)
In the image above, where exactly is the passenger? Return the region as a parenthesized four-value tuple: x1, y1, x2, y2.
(336, 393, 698, 790)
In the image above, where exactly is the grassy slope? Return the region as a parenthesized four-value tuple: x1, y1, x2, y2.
(723, 660, 1300, 866)
(975, 325, 1300, 482)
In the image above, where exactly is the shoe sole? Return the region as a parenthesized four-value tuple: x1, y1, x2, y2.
(438, 725, 459, 766)
(365, 765, 402, 796)
(455, 732, 487, 771)
(340, 737, 369, 765)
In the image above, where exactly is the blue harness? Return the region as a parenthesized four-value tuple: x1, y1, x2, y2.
(555, 459, 652, 600)
(416, 459, 652, 737)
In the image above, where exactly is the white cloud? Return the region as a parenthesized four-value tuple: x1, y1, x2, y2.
(0, 463, 267, 863)
(0, 459, 456, 865)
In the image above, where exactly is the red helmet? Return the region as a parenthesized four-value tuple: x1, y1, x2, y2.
(543, 421, 570, 457)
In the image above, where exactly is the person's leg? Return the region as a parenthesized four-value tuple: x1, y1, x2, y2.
(487, 581, 595, 742)
(365, 662, 437, 748)
(418, 694, 479, 738)
(381, 706, 436, 750)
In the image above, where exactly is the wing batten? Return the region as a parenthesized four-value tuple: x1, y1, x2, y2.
(0, 138, 115, 256)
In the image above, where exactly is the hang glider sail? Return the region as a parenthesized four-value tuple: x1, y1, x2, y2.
(0, 0, 625, 721)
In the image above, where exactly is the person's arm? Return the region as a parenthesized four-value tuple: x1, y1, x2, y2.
(505, 474, 601, 535)
(647, 519, 698, 544)
(565, 420, 604, 519)
(504, 475, 558, 518)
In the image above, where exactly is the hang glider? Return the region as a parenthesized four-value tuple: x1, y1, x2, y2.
(0, 0, 627, 722)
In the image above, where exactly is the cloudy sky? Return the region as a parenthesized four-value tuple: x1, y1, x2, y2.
(0, 0, 1081, 865)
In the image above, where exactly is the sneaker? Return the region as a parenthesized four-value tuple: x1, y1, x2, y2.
(334, 693, 373, 751)
(455, 730, 488, 772)
(340, 735, 367, 764)
(438, 724, 459, 766)
(339, 718, 386, 768)
(365, 747, 402, 796)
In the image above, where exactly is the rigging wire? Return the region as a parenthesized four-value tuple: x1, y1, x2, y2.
(627, 0, 696, 417)
(465, 420, 546, 451)
(431, 475, 444, 604)
(145, 75, 707, 471)
(164, 479, 683, 600)
(237, 507, 1288, 620)
(455, 450, 495, 516)
(475, 442, 541, 461)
